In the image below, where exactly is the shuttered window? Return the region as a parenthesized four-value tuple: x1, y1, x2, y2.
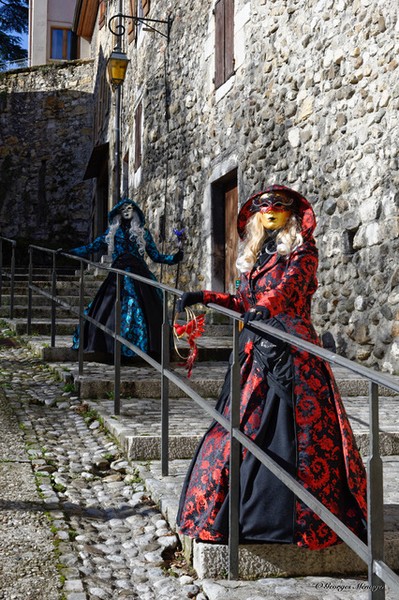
(143, 0, 150, 16)
(99, 0, 107, 30)
(128, 0, 151, 44)
(134, 101, 143, 171)
(214, 0, 234, 89)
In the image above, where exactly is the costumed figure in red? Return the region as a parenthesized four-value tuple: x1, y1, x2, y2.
(176, 184, 367, 549)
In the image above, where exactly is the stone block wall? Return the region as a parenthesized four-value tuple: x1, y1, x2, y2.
(0, 60, 95, 264)
(112, 0, 398, 372)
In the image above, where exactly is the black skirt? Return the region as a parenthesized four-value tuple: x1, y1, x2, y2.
(74, 254, 163, 358)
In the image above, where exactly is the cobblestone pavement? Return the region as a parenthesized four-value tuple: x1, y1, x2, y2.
(0, 336, 398, 600)
(0, 341, 197, 600)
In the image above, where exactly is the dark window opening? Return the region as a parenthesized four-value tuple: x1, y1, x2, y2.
(343, 229, 357, 256)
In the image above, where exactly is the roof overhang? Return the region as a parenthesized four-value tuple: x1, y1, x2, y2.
(73, 0, 99, 40)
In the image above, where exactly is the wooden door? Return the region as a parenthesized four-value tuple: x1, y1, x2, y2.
(224, 182, 238, 293)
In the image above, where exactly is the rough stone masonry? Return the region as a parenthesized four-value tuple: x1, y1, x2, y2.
(120, 0, 399, 373)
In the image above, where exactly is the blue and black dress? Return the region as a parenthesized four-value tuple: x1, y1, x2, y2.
(69, 200, 179, 359)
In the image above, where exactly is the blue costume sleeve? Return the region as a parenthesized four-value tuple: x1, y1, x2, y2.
(144, 229, 178, 264)
(69, 233, 108, 257)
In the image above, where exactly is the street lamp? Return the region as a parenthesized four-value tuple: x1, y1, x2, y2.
(107, 49, 129, 87)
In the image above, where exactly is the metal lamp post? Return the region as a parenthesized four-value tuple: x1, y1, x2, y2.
(106, 8, 170, 206)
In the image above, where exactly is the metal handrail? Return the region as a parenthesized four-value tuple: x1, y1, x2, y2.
(26, 243, 399, 599)
(0, 235, 16, 319)
(0, 57, 30, 72)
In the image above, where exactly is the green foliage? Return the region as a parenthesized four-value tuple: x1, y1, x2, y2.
(0, 0, 28, 63)
(62, 383, 76, 393)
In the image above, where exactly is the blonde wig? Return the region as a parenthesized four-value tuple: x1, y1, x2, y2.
(236, 212, 303, 273)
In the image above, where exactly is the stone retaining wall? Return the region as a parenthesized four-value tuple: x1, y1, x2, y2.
(0, 60, 94, 262)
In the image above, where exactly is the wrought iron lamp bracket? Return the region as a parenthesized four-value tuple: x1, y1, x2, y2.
(108, 13, 171, 42)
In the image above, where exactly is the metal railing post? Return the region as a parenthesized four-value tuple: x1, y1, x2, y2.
(161, 290, 170, 476)
(50, 251, 57, 347)
(368, 381, 385, 600)
(78, 261, 85, 378)
(228, 318, 241, 580)
(9, 241, 16, 319)
(27, 247, 33, 335)
(114, 272, 121, 415)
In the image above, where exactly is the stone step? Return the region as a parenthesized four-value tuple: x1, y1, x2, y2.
(1, 272, 78, 281)
(0, 305, 81, 319)
(9, 319, 79, 336)
(25, 335, 232, 364)
(83, 391, 399, 460)
(0, 294, 93, 307)
(0, 283, 101, 295)
(0, 305, 232, 339)
(51, 360, 229, 399)
(41, 358, 399, 401)
(133, 457, 399, 579)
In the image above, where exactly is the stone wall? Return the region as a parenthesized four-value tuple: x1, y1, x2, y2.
(108, 0, 398, 372)
(0, 60, 94, 263)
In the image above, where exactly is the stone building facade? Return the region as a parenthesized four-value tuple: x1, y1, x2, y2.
(0, 60, 94, 259)
(1, 0, 398, 373)
(79, 0, 398, 372)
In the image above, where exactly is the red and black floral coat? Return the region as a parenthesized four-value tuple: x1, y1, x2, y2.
(177, 205, 367, 549)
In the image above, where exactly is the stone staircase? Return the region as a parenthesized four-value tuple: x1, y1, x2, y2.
(2, 270, 399, 579)
(0, 267, 105, 335)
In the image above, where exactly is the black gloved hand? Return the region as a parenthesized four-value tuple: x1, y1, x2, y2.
(176, 291, 204, 313)
(242, 305, 271, 326)
(173, 249, 184, 264)
(55, 248, 64, 255)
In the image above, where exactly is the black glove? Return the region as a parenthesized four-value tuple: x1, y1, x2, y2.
(173, 249, 184, 264)
(55, 248, 64, 255)
(177, 291, 204, 313)
(242, 305, 271, 326)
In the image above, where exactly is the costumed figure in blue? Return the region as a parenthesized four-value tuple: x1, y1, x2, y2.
(68, 199, 183, 359)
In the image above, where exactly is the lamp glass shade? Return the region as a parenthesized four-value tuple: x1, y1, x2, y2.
(107, 50, 129, 86)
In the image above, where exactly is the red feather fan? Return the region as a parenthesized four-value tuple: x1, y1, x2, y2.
(174, 314, 205, 377)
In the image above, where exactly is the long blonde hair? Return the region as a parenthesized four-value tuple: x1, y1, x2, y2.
(236, 212, 303, 272)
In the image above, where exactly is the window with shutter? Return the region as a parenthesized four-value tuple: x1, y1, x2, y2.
(122, 151, 129, 196)
(134, 102, 143, 171)
(143, 0, 151, 16)
(128, 0, 137, 44)
(214, 0, 234, 89)
(99, 0, 107, 30)
(128, 0, 151, 44)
